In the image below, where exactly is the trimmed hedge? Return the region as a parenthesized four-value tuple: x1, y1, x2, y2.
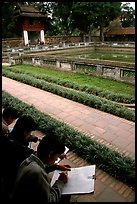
(2, 70, 135, 122)
(3, 66, 135, 104)
(2, 91, 135, 189)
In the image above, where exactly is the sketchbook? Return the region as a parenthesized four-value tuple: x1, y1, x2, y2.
(51, 165, 96, 195)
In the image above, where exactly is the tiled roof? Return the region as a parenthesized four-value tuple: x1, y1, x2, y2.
(15, 4, 46, 18)
(19, 13, 46, 18)
(19, 5, 41, 13)
(105, 27, 135, 35)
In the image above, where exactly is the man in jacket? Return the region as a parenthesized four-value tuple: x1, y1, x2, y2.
(11, 135, 71, 202)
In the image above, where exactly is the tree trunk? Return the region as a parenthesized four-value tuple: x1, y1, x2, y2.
(100, 25, 104, 42)
(88, 32, 91, 42)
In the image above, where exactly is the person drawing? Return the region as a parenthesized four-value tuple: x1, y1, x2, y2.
(11, 135, 71, 202)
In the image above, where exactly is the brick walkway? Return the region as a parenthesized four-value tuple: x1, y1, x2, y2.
(2, 77, 135, 202)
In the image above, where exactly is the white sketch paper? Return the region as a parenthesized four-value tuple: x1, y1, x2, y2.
(51, 165, 96, 194)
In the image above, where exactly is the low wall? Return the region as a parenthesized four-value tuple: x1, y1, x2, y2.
(2, 36, 82, 48)
(2, 38, 24, 48)
(45, 35, 82, 45)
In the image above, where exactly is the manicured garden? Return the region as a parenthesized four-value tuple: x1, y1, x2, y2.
(2, 62, 135, 189)
(2, 65, 135, 122)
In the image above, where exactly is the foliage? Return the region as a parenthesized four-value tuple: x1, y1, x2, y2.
(120, 3, 135, 27)
(6, 64, 135, 96)
(2, 2, 17, 38)
(71, 2, 122, 41)
(50, 2, 76, 36)
(2, 90, 135, 189)
(2, 2, 135, 40)
(2, 66, 135, 104)
(2, 68, 135, 121)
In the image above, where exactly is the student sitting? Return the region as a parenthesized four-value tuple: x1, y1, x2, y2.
(9, 115, 38, 148)
(11, 135, 71, 203)
(0, 131, 35, 203)
(1, 114, 38, 202)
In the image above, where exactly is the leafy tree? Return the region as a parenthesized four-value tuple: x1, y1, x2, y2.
(2, 2, 17, 38)
(92, 2, 121, 41)
(51, 2, 76, 36)
(58, 2, 122, 42)
(71, 2, 96, 41)
(120, 3, 135, 27)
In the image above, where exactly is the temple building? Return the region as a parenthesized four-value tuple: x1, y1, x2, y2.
(104, 27, 135, 42)
(14, 3, 47, 46)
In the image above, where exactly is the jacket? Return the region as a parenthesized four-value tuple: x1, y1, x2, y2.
(11, 154, 65, 203)
(0, 134, 34, 202)
(2, 118, 9, 136)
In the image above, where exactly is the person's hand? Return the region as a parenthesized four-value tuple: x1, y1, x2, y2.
(57, 164, 71, 171)
(58, 171, 68, 184)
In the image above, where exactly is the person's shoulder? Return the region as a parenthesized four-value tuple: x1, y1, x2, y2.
(29, 155, 47, 175)
(22, 156, 46, 179)
(8, 139, 34, 156)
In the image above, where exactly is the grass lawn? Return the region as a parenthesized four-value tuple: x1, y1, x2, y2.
(52, 50, 135, 63)
(11, 64, 134, 97)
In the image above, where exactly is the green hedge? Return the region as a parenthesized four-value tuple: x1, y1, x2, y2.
(2, 66, 135, 104)
(2, 69, 135, 122)
(2, 91, 135, 189)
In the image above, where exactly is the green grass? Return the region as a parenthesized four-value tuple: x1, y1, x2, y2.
(10, 64, 134, 97)
(47, 50, 135, 63)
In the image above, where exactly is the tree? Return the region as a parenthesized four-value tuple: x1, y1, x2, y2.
(2, 2, 17, 38)
(71, 2, 122, 41)
(120, 3, 135, 27)
(71, 2, 95, 40)
(89, 2, 122, 41)
(51, 2, 76, 36)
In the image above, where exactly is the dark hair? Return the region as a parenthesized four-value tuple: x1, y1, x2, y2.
(2, 107, 19, 119)
(37, 135, 65, 159)
(10, 115, 37, 145)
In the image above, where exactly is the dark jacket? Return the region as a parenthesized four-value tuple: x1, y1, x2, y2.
(9, 131, 29, 147)
(0, 134, 34, 202)
(11, 154, 65, 203)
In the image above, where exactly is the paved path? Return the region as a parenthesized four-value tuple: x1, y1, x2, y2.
(2, 77, 135, 202)
(2, 77, 135, 159)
